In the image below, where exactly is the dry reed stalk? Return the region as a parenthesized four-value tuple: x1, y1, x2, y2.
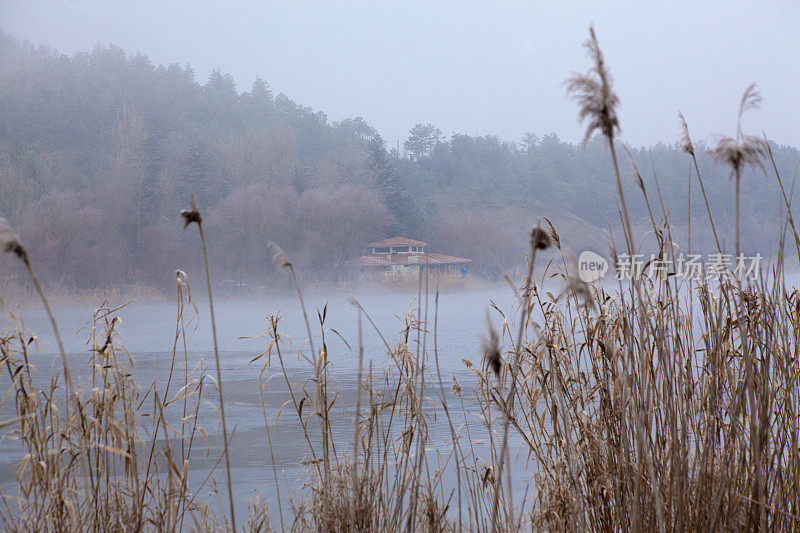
(566, 26, 633, 257)
(763, 136, 800, 262)
(268, 241, 332, 498)
(181, 196, 236, 531)
(406, 261, 432, 532)
(350, 307, 364, 529)
(263, 314, 322, 472)
(709, 83, 768, 258)
(566, 33, 659, 528)
(491, 225, 552, 530)
(432, 289, 463, 532)
(257, 371, 285, 532)
(0, 217, 95, 514)
(679, 111, 723, 253)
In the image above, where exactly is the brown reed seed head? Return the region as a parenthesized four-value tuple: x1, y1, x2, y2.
(180, 209, 202, 228)
(452, 376, 462, 396)
(738, 82, 762, 117)
(678, 112, 694, 156)
(267, 242, 292, 268)
(565, 25, 620, 144)
(709, 83, 767, 175)
(481, 316, 502, 378)
(180, 196, 203, 228)
(565, 274, 593, 308)
(710, 135, 767, 176)
(530, 226, 553, 251)
(0, 218, 28, 262)
(542, 217, 562, 249)
(624, 148, 646, 193)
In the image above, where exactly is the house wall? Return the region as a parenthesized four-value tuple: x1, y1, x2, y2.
(370, 246, 426, 254)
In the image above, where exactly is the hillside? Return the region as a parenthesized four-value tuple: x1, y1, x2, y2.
(1, 31, 798, 289)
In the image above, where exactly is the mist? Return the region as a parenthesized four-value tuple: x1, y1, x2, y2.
(2, 3, 800, 531)
(3, 1, 799, 148)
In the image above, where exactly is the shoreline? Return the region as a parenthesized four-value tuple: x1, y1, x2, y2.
(0, 273, 510, 311)
(4, 261, 798, 311)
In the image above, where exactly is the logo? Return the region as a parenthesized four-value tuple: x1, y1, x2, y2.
(578, 251, 608, 282)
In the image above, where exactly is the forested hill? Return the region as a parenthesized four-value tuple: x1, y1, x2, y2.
(1, 32, 798, 289)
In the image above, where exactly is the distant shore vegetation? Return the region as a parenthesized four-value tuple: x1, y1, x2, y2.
(0, 31, 798, 293)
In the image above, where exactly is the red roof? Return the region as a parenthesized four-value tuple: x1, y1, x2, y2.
(369, 237, 427, 247)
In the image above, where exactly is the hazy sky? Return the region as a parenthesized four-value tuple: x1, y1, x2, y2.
(3, 1, 799, 148)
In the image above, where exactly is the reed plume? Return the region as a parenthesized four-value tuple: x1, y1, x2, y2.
(678, 112, 694, 157)
(709, 83, 767, 258)
(0, 219, 26, 260)
(481, 314, 501, 378)
(181, 196, 237, 531)
(566, 26, 633, 255)
(564, 27, 619, 145)
(679, 111, 722, 252)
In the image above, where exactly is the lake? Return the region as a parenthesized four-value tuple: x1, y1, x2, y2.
(0, 286, 527, 522)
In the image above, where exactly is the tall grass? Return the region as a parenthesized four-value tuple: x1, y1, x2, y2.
(182, 195, 237, 530)
(0, 278, 232, 530)
(0, 25, 799, 533)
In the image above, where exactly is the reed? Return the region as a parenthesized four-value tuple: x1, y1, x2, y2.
(1, 25, 799, 533)
(0, 217, 94, 514)
(709, 83, 768, 258)
(181, 195, 237, 531)
(566, 26, 633, 256)
(679, 111, 723, 252)
(0, 285, 227, 529)
(2, 202, 800, 531)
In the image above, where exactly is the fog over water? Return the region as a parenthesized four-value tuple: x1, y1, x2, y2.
(2, 268, 797, 515)
(1, 1, 799, 526)
(11, 289, 513, 366)
(0, 288, 520, 515)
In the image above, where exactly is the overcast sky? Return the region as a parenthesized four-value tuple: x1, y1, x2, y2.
(2, 1, 798, 148)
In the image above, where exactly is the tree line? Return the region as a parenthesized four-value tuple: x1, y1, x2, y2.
(0, 31, 798, 289)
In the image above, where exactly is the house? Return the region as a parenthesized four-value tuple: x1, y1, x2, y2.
(352, 237, 471, 277)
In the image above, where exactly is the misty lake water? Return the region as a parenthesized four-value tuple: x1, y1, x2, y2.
(3, 271, 795, 521)
(0, 287, 530, 520)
